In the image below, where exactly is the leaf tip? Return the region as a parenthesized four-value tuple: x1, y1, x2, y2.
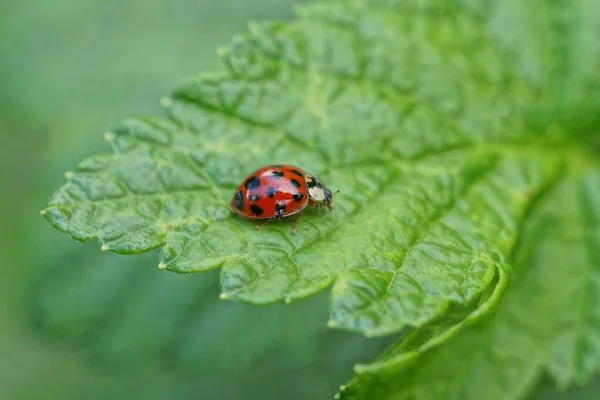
(63, 171, 74, 180)
(39, 209, 47, 216)
(219, 292, 230, 300)
(354, 363, 366, 374)
(161, 97, 173, 108)
(100, 244, 110, 252)
(334, 385, 347, 399)
(158, 262, 167, 270)
(284, 297, 292, 304)
(103, 131, 115, 142)
(327, 320, 336, 328)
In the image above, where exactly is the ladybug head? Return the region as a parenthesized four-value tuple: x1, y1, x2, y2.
(323, 187, 340, 211)
(306, 175, 338, 211)
(324, 188, 333, 204)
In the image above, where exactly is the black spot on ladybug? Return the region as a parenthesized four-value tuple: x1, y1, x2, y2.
(245, 176, 261, 190)
(293, 192, 303, 202)
(291, 178, 301, 188)
(267, 187, 277, 198)
(235, 190, 244, 210)
(271, 171, 284, 178)
(290, 169, 304, 178)
(275, 202, 286, 217)
(249, 193, 259, 202)
(307, 176, 324, 189)
(250, 204, 264, 216)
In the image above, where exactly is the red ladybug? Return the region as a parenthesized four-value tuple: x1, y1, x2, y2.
(231, 164, 336, 234)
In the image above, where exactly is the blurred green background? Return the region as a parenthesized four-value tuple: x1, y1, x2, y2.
(0, 1, 599, 399)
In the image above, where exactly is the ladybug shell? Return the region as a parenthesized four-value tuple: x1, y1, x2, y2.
(231, 165, 309, 220)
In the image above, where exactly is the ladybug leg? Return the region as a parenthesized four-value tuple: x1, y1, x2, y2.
(291, 212, 303, 235)
(256, 216, 277, 231)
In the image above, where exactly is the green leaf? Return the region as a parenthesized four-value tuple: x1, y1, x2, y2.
(41, 0, 600, 398)
(341, 170, 600, 400)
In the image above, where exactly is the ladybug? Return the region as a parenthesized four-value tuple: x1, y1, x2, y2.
(231, 164, 336, 234)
